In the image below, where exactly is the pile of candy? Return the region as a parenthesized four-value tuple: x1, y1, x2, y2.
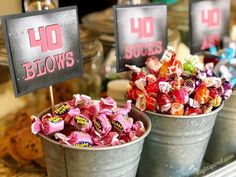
(207, 41, 236, 87)
(31, 95, 145, 147)
(127, 46, 232, 115)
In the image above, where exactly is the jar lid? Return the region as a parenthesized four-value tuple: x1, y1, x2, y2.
(107, 79, 129, 101)
(81, 8, 114, 34)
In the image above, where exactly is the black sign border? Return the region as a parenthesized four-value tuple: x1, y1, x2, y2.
(1, 6, 83, 97)
(113, 3, 167, 73)
(189, 0, 231, 54)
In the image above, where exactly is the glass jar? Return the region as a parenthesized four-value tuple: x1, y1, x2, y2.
(78, 26, 104, 99)
(168, 22, 181, 50)
(24, 0, 58, 12)
(168, 0, 189, 45)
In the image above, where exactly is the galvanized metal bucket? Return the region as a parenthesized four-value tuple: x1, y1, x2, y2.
(205, 93, 236, 162)
(38, 105, 151, 177)
(137, 104, 223, 177)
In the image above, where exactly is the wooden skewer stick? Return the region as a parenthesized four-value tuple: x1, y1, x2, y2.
(49, 85, 55, 112)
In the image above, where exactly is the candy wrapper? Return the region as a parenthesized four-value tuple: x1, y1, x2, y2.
(204, 39, 236, 89)
(54, 104, 70, 119)
(72, 94, 92, 107)
(127, 46, 233, 115)
(31, 114, 64, 135)
(55, 131, 93, 147)
(111, 113, 133, 133)
(70, 114, 92, 132)
(31, 95, 146, 148)
(93, 114, 112, 135)
(103, 132, 121, 146)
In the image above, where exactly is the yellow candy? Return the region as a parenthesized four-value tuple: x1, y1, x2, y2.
(209, 97, 222, 107)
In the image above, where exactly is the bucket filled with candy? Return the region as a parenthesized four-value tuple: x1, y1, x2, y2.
(31, 95, 151, 177)
(203, 41, 236, 162)
(126, 46, 232, 177)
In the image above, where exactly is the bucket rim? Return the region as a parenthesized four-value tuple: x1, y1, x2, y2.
(144, 103, 224, 119)
(38, 105, 151, 151)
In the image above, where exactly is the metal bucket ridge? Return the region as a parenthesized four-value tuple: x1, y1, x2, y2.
(38, 105, 151, 177)
(205, 93, 236, 162)
(137, 104, 223, 177)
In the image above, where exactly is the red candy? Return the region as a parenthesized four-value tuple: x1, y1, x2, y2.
(127, 84, 143, 101)
(126, 46, 232, 116)
(168, 59, 183, 77)
(171, 88, 189, 105)
(156, 93, 172, 113)
(209, 88, 219, 99)
(145, 82, 159, 98)
(145, 95, 157, 111)
(194, 84, 210, 105)
(125, 64, 145, 82)
(185, 107, 202, 115)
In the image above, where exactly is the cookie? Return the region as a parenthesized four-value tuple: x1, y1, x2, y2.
(15, 128, 43, 161)
(0, 128, 19, 159)
(8, 135, 30, 166)
(14, 110, 31, 130)
(0, 137, 9, 158)
(4, 126, 18, 137)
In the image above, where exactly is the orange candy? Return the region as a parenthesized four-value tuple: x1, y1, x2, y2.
(170, 102, 184, 116)
(158, 62, 169, 78)
(194, 84, 210, 104)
